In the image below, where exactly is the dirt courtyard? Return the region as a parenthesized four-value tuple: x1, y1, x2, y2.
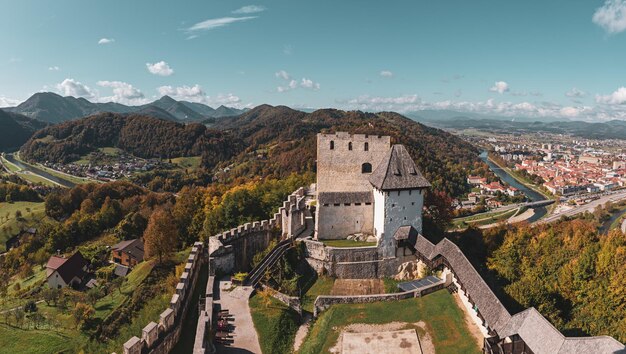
(342, 329, 422, 354)
(331, 279, 385, 295)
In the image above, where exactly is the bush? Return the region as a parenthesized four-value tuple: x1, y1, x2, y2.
(24, 300, 38, 313)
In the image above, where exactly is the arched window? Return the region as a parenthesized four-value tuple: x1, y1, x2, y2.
(364, 142, 369, 151)
(362, 163, 372, 173)
(348, 142, 353, 151)
(330, 141, 334, 150)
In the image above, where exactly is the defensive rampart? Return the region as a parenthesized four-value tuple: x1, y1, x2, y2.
(208, 187, 308, 274)
(122, 242, 205, 354)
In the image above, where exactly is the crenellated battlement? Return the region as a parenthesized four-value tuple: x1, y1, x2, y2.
(209, 187, 308, 274)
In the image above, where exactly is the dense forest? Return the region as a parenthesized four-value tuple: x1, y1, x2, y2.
(19, 113, 242, 168)
(446, 217, 626, 343)
(0, 109, 47, 151)
(216, 105, 485, 198)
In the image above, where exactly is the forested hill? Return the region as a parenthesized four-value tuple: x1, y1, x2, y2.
(19, 113, 242, 169)
(0, 109, 48, 151)
(217, 105, 483, 198)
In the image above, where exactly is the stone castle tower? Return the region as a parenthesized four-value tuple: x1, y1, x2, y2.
(315, 132, 430, 257)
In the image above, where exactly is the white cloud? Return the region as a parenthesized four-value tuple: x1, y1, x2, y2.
(489, 81, 510, 94)
(593, 0, 626, 34)
(146, 61, 174, 76)
(48, 66, 60, 71)
(56, 78, 95, 98)
(156, 84, 248, 108)
(275, 70, 290, 80)
(98, 38, 115, 45)
(276, 72, 320, 92)
(96, 80, 146, 105)
(157, 84, 205, 102)
(300, 78, 320, 90)
(596, 87, 626, 104)
(186, 16, 257, 34)
(232, 5, 265, 14)
(380, 70, 394, 78)
(0, 96, 20, 108)
(565, 87, 587, 98)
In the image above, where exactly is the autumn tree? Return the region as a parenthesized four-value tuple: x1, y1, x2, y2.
(72, 302, 95, 329)
(144, 208, 178, 263)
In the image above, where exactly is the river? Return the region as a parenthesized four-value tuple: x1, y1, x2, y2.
(479, 151, 547, 222)
(4, 154, 76, 188)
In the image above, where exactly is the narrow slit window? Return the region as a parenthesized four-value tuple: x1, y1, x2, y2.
(330, 141, 334, 150)
(348, 142, 353, 151)
(364, 142, 369, 151)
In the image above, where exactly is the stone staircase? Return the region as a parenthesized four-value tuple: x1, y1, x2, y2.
(245, 239, 294, 287)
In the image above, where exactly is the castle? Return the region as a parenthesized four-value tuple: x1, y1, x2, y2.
(315, 132, 430, 258)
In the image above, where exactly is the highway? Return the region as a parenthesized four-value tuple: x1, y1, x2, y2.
(537, 190, 626, 225)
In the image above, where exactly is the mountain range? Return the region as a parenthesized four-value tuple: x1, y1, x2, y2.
(3, 92, 247, 123)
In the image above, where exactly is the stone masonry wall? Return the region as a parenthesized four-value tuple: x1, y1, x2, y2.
(209, 187, 307, 274)
(313, 277, 444, 317)
(303, 238, 416, 278)
(123, 242, 205, 354)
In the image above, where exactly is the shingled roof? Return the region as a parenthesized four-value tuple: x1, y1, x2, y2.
(112, 238, 145, 262)
(46, 251, 88, 285)
(414, 235, 625, 354)
(369, 144, 430, 191)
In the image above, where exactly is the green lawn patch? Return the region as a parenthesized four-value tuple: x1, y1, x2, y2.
(0, 201, 47, 252)
(250, 294, 300, 354)
(298, 290, 481, 354)
(0, 324, 85, 354)
(302, 276, 335, 313)
(320, 239, 376, 248)
(169, 156, 202, 170)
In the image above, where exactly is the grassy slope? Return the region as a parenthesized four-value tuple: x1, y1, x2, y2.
(302, 276, 335, 313)
(298, 290, 481, 354)
(0, 324, 85, 354)
(249, 295, 300, 354)
(0, 201, 47, 252)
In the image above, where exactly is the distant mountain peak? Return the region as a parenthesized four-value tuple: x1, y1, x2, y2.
(8, 92, 247, 124)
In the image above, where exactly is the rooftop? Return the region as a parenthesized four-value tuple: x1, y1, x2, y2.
(369, 144, 430, 191)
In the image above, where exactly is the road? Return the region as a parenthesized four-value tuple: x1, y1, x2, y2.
(537, 190, 626, 224)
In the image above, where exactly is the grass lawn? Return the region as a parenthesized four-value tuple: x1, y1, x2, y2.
(0, 201, 47, 252)
(1, 155, 21, 173)
(320, 239, 377, 248)
(302, 276, 335, 313)
(0, 324, 86, 354)
(170, 156, 202, 170)
(249, 294, 300, 354)
(298, 290, 481, 354)
(451, 208, 518, 229)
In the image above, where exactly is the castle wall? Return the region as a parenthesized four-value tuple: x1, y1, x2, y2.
(380, 188, 425, 257)
(303, 239, 416, 278)
(316, 132, 390, 194)
(123, 242, 205, 354)
(316, 203, 374, 239)
(209, 187, 308, 274)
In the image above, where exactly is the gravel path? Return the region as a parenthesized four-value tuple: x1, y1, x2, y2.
(213, 280, 261, 354)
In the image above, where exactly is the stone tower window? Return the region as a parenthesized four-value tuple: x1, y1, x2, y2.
(361, 163, 372, 173)
(330, 141, 334, 150)
(364, 142, 369, 151)
(348, 142, 353, 150)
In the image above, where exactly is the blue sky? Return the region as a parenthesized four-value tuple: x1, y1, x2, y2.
(1, 0, 626, 120)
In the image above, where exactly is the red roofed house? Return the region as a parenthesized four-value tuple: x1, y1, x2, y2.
(111, 238, 144, 268)
(46, 251, 89, 289)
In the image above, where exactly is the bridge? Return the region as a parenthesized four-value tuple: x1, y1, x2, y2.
(524, 200, 554, 208)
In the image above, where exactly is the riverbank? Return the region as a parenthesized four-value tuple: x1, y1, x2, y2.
(2, 153, 76, 188)
(486, 154, 552, 200)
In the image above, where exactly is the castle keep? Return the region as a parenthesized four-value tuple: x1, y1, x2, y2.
(315, 132, 430, 258)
